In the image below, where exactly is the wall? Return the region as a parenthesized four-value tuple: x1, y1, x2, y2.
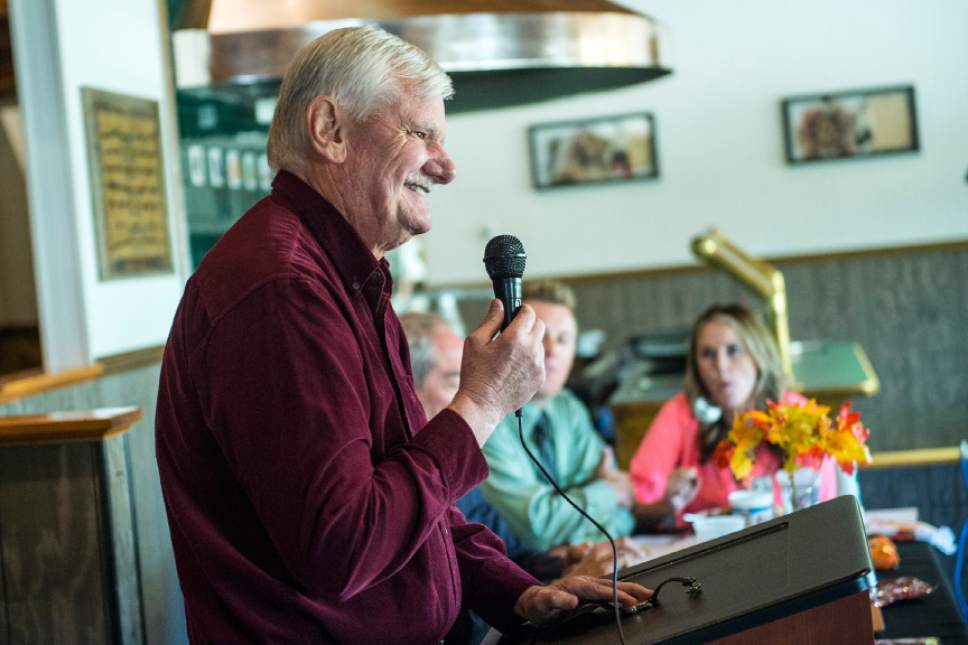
(10, 0, 189, 368)
(423, 0, 968, 283)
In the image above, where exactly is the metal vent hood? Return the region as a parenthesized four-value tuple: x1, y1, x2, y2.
(172, 0, 672, 112)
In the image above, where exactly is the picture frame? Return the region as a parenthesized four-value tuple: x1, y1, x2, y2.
(81, 86, 173, 280)
(781, 85, 919, 164)
(528, 112, 658, 189)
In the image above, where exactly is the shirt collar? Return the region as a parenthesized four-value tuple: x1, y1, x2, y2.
(270, 170, 388, 294)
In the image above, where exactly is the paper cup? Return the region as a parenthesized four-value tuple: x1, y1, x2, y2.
(728, 490, 775, 526)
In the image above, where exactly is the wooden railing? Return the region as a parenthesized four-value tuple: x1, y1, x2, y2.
(863, 446, 963, 469)
(0, 406, 142, 447)
(0, 364, 104, 405)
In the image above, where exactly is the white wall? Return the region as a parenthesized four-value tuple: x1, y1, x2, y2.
(423, 0, 968, 284)
(11, 0, 189, 366)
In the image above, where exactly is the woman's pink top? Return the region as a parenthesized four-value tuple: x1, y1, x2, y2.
(629, 392, 838, 516)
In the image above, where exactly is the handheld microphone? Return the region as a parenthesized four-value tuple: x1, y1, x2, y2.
(483, 235, 526, 331)
(482, 235, 634, 643)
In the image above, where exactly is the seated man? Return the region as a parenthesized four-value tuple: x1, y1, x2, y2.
(400, 311, 643, 583)
(479, 280, 637, 550)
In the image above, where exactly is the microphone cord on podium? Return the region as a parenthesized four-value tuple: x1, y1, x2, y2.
(516, 414, 628, 645)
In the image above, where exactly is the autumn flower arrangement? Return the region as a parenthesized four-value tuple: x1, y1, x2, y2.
(714, 399, 872, 506)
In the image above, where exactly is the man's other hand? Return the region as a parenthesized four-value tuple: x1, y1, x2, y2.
(513, 576, 652, 625)
(566, 537, 647, 577)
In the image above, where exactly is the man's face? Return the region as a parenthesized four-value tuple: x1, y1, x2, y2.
(416, 323, 463, 419)
(529, 300, 577, 402)
(340, 85, 455, 254)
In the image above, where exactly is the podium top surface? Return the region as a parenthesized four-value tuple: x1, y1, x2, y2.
(510, 496, 872, 644)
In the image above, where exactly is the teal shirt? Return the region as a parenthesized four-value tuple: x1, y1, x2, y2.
(480, 390, 636, 550)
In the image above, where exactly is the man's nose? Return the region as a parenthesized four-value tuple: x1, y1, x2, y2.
(424, 146, 455, 185)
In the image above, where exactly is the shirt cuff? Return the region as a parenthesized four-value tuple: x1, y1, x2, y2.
(472, 565, 537, 636)
(408, 408, 488, 503)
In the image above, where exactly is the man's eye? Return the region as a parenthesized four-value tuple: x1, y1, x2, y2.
(412, 129, 427, 140)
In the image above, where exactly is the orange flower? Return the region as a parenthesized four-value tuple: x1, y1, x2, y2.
(718, 398, 871, 480)
(713, 439, 735, 469)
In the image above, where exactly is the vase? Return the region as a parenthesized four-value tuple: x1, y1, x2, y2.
(774, 468, 821, 514)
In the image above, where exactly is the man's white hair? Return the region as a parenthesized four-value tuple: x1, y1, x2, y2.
(267, 26, 454, 174)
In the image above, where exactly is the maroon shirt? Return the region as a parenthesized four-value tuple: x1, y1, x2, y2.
(156, 171, 537, 643)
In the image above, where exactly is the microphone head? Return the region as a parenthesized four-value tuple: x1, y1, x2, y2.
(483, 235, 527, 280)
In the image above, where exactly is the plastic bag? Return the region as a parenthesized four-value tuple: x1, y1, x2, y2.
(872, 576, 935, 608)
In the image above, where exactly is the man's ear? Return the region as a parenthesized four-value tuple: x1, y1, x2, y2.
(306, 96, 347, 164)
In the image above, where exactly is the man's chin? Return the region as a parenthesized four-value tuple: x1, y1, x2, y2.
(398, 201, 431, 233)
(405, 217, 432, 237)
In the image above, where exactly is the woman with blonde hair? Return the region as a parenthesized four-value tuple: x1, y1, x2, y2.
(629, 304, 838, 530)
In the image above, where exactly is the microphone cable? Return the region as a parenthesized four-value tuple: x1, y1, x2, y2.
(516, 412, 628, 645)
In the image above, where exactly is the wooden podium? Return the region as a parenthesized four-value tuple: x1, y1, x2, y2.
(499, 496, 874, 644)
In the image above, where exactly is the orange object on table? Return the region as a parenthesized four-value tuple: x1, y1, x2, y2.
(869, 535, 901, 570)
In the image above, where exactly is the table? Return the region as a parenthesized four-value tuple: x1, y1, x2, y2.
(878, 541, 968, 644)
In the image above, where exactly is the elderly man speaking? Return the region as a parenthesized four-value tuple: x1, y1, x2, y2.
(156, 26, 649, 644)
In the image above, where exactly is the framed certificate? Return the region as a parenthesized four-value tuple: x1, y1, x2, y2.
(81, 87, 173, 280)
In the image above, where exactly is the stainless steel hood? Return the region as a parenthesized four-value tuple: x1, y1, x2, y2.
(171, 0, 672, 112)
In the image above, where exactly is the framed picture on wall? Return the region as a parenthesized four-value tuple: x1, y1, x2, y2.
(81, 86, 174, 280)
(781, 85, 919, 164)
(528, 112, 659, 189)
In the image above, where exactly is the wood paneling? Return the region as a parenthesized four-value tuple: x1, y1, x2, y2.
(783, 247, 968, 451)
(0, 443, 109, 644)
(0, 362, 184, 645)
(710, 590, 874, 644)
